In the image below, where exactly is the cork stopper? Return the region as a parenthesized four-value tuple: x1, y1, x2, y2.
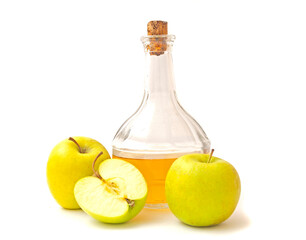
(146, 21, 168, 56)
(147, 21, 168, 35)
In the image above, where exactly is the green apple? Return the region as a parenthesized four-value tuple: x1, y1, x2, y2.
(165, 150, 241, 227)
(47, 137, 110, 209)
(74, 155, 147, 223)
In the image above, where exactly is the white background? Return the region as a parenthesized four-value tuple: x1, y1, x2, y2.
(1, 0, 305, 239)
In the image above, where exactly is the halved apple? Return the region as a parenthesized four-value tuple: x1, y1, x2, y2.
(74, 153, 147, 223)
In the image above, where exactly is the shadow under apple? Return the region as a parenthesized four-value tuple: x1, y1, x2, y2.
(86, 208, 173, 229)
(59, 206, 250, 232)
(178, 208, 251, 233)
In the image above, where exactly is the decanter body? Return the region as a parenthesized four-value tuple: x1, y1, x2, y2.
(113, 21, 210, 209)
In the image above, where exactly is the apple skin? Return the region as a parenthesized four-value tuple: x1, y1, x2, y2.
(75, 177, 147, 224)
(165, 153, 241, 227)
(47, 137, 110, 209)
(87, 198, 146, 224)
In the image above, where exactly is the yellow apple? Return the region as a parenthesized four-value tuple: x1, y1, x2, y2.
(47, 137, 110, 209)
(74, 155, 147, 223)
(165, 150, 241, 226)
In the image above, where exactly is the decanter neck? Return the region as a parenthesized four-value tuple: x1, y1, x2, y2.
(144, 51, 176, 96)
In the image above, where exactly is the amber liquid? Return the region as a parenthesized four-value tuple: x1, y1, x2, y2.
(112, 155, 176, 204)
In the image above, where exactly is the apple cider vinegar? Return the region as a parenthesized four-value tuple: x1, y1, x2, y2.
(112, 155, 176, 205)
(112, 21, 210, 209)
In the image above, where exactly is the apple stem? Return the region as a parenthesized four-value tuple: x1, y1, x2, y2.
(207, 149, 215, 163)
(68, 137, 84, 153)
(125, 198, 135, 208)
(92, 152, 105, 181)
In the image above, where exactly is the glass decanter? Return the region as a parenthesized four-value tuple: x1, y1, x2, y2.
(112, 21, 210, 209)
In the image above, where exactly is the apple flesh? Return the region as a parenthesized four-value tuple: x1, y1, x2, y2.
(47, 137, 110, 209)
(74, 158, 147, 223)
(165, 152, 241, 227)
